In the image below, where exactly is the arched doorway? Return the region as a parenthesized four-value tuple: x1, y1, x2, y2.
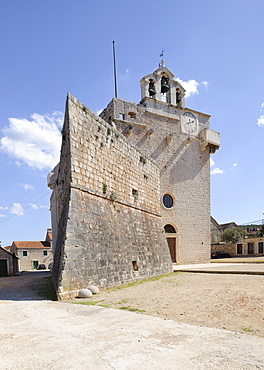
(164, 224, 178, 263)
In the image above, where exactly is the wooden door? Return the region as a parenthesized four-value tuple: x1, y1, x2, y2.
(167, 238, 176, 262)
(248, 243, 254, 255)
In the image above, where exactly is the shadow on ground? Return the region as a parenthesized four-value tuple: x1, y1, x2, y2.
(0, 271, 57, 301)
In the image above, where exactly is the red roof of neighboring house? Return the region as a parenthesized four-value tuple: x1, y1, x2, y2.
(12, 241, 51, 249)
(4, 246, 11, 250)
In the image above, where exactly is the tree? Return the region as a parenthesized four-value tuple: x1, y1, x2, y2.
(259, 224, 264, 237)
(221, 227, 245, 244)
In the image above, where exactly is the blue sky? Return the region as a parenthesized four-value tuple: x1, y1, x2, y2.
(0, 0, 264, 247)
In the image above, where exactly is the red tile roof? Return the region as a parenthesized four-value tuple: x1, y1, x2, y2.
(12, 241, 51, 249)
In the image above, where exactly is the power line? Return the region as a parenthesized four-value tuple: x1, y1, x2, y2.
(0, 191, 50, 225)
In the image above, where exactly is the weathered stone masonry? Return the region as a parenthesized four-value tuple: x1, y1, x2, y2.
(100, 93, 215, 264)
(49, 63, 220, 299)
(51, 93, 172, 299)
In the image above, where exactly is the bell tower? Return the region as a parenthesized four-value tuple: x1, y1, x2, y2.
(140, 60, 185, 108)
(99, 61, 220, 266)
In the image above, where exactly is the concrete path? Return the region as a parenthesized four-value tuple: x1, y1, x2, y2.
(1, 271, 264, 369)
(1, 300, 264, 369)
(173, 262, 264, 274)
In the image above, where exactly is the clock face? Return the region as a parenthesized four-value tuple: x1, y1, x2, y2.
(181, 111, 198, 134)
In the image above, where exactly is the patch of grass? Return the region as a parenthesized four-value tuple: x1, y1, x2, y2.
(119, 306, 146, 313)
(70, 300, 104, 306)
(37, 276, 57, 301)
(242, 327, 253, 332)
(115, 272, 176, 290)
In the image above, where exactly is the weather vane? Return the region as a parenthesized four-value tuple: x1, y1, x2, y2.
(159, 49, 165, 67)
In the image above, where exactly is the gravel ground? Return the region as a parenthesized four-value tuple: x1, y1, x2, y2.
(0, 270, 51, 300)
(71, 272, 264, 337)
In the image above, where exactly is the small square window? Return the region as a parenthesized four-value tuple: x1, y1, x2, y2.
(43, 250, 48, 256)
(23, 251, 28, 257)
(119, 113, 125, 120)
(128, 112, 136, 119)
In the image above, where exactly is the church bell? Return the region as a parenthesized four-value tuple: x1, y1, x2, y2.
(148, 80, 156, 96)
(161, 76, 170, 93)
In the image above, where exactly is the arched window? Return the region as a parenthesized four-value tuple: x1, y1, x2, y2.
(164, 224, 176, 233)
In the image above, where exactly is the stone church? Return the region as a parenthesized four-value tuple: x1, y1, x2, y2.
(48, 61, 220, 299)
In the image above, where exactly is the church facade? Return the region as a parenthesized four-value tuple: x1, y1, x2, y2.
(48, 62, 220, 299)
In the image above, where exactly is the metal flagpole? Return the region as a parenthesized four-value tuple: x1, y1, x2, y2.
(112, 41, 118, 98)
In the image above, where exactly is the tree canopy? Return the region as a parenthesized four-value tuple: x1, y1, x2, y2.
(259, 224, 264, 237)
(221, 227, 245, 244)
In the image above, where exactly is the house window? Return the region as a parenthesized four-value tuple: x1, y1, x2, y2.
(43, 250, 48, 256)
(119, 113, 125, 120)
(237, 244, 242, 255)
(163, 194, 173, 209)
(22, 251, 28, 257)
(258, 242, 263, 254)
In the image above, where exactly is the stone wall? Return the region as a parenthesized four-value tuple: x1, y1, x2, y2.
(54, 93, 172, 299)
(101, 98, 211, 264)
(212, 236, 264, 257)
(0, 248, 17, 276)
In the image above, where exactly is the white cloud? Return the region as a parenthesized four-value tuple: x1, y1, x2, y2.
(0, 206, 8, 210)
(30, 203, 39, 210)
(257, 114, 264, 127)
(10, 203, 24, 216)
(210, 167, 224, 175)
(20, 183, 34, 191)
(0, 111, 63, 170)
(176, 78, 210, 98)
(230, 163, 238, 170)
(210, 158, 215, 167)
(0, 214, 6, 218)
(176, 78, 199, 98)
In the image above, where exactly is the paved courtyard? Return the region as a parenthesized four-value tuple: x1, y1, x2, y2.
(0, 269, 264, 369)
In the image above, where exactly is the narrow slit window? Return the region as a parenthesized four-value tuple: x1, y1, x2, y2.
(132, 261, 138, 271)
(132, 189, 138, 201)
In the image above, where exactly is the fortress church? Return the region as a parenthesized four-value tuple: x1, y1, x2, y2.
(48, 61, 220, 299)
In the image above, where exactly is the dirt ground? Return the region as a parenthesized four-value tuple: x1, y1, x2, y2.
(71, 272, 264, 338)
(1, 270, 264, 339)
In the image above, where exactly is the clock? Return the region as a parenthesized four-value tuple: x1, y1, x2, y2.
(181, 111, 198, 135)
